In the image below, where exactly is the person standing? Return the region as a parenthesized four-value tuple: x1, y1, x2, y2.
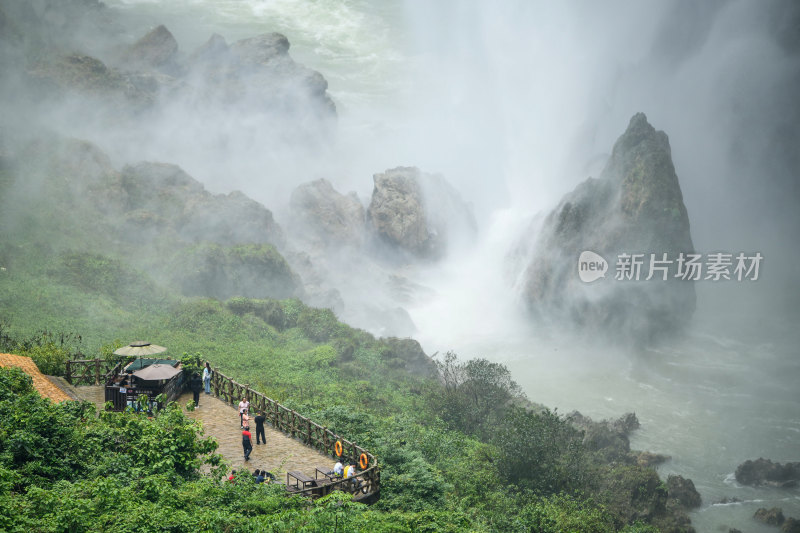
(242, 427, 252, 462)
(202, 362, 212, 394)
(190, 373, 203, 408)
(238, 397, 249, 428)
(254, 411, 266, 445)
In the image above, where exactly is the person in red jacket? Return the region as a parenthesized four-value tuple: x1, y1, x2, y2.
(242, 427, 252, 461)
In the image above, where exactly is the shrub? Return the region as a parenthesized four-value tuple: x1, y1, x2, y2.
(298, 307, 340, 342)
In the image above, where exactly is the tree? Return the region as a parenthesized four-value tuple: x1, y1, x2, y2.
(430, 351, 526, 439)
(494, 407, 587, 495)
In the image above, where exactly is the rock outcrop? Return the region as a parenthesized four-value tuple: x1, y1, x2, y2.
(27, 54, 158, 109)
(518, 113, 695, 343)
(754, 507, 785, 527)
(118, 162, 285, 248)
(783, 517, 800, 533)
(19, 14, 336, 126)
(121, 24, 180, 74)
(735, 458, 800, 488)
(366, 167, 476, 260)
(289, 178, 365, 248)
(186, 31, 336, 117)
(569, 411, 649, 463)
(666, 474, 701, 509)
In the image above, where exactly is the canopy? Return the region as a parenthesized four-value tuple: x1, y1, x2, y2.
(131, 363, 181, 381)
(124, 358, 178, 372)
(114, 341, 167, 357)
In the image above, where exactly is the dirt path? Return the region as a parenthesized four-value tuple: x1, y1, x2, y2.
(72, 385, 334, 482)
(0, 353, 73, 402)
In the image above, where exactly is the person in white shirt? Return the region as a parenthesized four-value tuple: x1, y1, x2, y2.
(238, 398, 249, 428)
(202, 362, 212, 394)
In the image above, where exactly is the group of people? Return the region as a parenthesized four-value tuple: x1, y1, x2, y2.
(239, 397, 267, 462)
(199, 367, 363, 490)
(227, 468, 276, 484)
(329, 460, 359, 480)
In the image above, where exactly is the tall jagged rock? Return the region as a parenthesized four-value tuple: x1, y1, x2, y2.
(366, 167, 476, 260)
(519, 113, 695, 342)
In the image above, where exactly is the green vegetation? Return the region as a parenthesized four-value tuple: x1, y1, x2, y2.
(0, 297, 693, 531)
(0, 135, 694, 531)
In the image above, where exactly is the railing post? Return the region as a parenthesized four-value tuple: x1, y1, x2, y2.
(94, 359, 100, 385)
(65, 360, 72, 385)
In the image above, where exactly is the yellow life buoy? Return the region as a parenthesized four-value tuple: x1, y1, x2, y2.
(334, 440, 343, 457)
(359, 453, 368, 469)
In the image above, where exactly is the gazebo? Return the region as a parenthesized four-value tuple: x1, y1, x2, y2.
(104, 342, 185, 411)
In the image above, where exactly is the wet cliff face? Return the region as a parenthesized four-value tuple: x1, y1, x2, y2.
(520, 113, 696, 343)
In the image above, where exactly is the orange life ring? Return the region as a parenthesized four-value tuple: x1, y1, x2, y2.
(334, 440, 343, 457)
(359, 453, 368, 469)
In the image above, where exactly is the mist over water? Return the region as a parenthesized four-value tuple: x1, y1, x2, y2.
(14, 0, 800, 529)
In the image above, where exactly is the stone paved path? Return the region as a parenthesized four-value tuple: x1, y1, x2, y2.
(73, 386, 334, 482)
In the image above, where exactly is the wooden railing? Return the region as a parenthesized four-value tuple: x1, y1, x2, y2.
(65, 359, 121, 385)
(210, 368, 380, 500)
(63, 359, 380, 499)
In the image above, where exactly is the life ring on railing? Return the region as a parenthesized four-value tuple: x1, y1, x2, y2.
(334, 440, 343, 457)
(359, 453, 368, 469)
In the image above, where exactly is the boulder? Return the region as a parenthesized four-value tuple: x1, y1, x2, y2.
(518, 113, 696, 343)
(754, 507, 785, 527)
(782, 517, 800, 533)
(666, 474, 701, 509)
(122, 24, 180, 74)
(713, 497, 742, 505)
(366, 167, 476, 260)
(289, 178, 365, 248)
(735, 458, 800, 488)
(230, 33, 290, 65)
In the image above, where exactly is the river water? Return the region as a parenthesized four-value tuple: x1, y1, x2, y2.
(101, 1, 800, 530)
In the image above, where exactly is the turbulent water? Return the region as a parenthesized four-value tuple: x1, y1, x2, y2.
(101, 1, 800, 530)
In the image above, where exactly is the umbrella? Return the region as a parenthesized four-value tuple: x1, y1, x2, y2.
(114, 341, 167, 357)
(131, 363, 181, 381)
